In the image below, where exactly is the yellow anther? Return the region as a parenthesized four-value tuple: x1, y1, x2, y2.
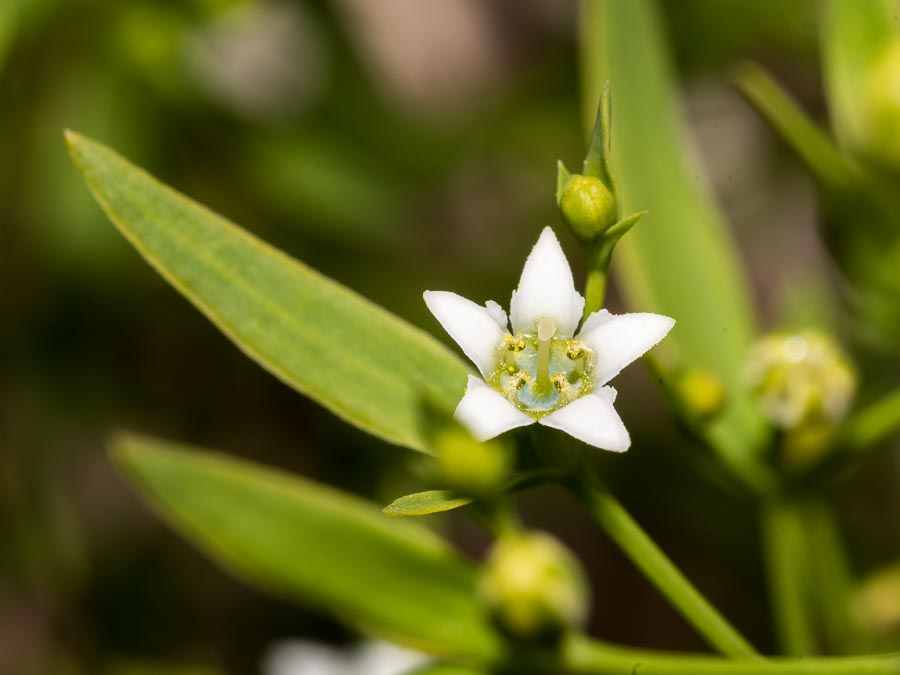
(506, 363, 518, 375)
(504, 333, 526, 352)
(566, 340, 585, 360)
(503, 370, 531, 399)
(551, 372, 576, 404)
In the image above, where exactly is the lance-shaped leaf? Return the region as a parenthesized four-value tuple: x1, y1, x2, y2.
(579, 0, 770, 488)
(821, 0, 896, 151)
(112, 434, 502, 658)
(384, 491, 474, 517)
(65, 131, 469, 452)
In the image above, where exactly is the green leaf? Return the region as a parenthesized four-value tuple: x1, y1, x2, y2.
(733, 62, 857, 194)
(112, 433, 502, 658)
(821, 0, 896, 150)
(65, 131, 469, 453)
(384, 490, 474, 517)
(579, 0, 771, 489)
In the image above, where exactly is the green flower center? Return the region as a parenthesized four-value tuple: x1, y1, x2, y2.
(489, 319, 595, 418)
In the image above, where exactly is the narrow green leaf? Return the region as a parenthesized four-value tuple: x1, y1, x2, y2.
(579, 0, 770, 487)
(821, 0, 896, 150)
(733, 62, 857, 194)
(65, 131, 469, 453)
(384, 491, 474, 517)
(112, 433, 502, 658)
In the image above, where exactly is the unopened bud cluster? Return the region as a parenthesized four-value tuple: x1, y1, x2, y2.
(478, 531, 588, 642)
(745, 330, 856, 467)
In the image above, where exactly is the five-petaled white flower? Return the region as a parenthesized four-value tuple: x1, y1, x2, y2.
(424, 227, 675, 452)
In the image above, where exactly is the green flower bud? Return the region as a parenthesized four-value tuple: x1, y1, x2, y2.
(478, 532, 588, 642)
(434, 428, 510, 497)
(745, 330, 857, 468)
(861, 41, 900, 167)
(856, 565, 900, 636)
(676, 368, 727, 421)
(559, 174, 617, 244)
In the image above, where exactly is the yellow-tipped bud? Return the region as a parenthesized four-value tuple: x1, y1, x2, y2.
(559, 175, 617, 243)
(856, 566, 900, 636)
(479, 532, 588, 642)
(434, 428, 510, 497)
(676, 368, 727, 421)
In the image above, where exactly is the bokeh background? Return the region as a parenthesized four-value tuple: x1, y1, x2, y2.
(3, 0, 900, 673)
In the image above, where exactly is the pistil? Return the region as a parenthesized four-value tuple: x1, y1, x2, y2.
(534, 316, 556, 394)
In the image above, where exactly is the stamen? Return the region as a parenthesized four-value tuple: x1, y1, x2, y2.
(566, 340, 585, 360)
(551, 372, 575, 403)
(504, 333, 526, 352)
(535, 316, 556, 394)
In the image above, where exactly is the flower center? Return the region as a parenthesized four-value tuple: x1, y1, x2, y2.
(489, 322, 595, 417)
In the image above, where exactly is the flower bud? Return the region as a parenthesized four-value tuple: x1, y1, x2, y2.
(559, 174, 617, 244)
(676, 368, 727, 421)
(434, 428, 510, 497)
(861, 41, 900, 167)
(856, 566, 900, 636)
(478, 532, 588, 642)
(745, 330, 857, 467)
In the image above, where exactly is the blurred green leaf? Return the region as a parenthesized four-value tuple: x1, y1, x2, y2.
(821, 0, 896, 150)
(580, 0, 770, 488)
(733, 62, 857, 194)
(735, 62, 900, 349)
(65, 131, 469, 452)
(112, 433, 502, 658)
(0, 2, 15, 76)
(384, 490, 474, 517)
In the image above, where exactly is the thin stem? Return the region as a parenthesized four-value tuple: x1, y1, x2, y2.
(804, 498, 861, 654)
(761, 495, 816, 656)
(583, 265, 607, 319)
(562, 635, 900, 675)
(567, 471, 760, 659)
(842, 387, 900, 449)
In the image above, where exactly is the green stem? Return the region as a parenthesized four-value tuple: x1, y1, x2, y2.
(562, 635, 900, 674)
(842, 387, 900, 449)
(761, 495, 817, 656)
(568, 471, 760, 658)
(583, 265, 608, 319)
(804, 499, 860, 654)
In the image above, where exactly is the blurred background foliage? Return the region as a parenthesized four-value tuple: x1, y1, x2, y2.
(3, 0, 900, 673)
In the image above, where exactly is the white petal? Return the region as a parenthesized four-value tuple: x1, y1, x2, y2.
(509, 227, 585, 337)
(538, 387, 630, 452)
(454, 375, 534, 441)
(580, 312, 675, 386)
(484, 300, 509, 331)
(578, 308, 614, 335)
(424, 291, 506, 378)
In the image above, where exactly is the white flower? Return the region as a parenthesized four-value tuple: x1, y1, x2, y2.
(263, 639, 428, 675)
(424, 227, 675, 452)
